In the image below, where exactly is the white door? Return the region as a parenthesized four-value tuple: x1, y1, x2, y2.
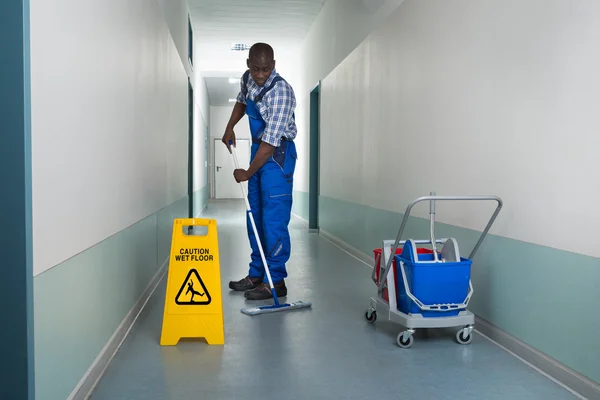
(214, 138, 251, 199)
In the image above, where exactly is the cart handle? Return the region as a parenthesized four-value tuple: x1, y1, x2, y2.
(377, 194, 503, 293)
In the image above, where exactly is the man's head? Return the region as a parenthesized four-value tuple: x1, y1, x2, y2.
(247, 43, 275, 87)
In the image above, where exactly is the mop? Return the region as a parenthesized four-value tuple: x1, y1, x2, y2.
(230, 143, 312, 316)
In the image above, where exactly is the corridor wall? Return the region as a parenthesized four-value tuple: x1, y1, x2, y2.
(30, 0, 209, 398)
(318, 0, 600, 388)
(158, 0, 211, 215)
(292, 0, 406, 219)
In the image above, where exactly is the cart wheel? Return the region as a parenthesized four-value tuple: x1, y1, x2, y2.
(365, 309, 377, 323)
(456, 328, 472, 345)
(397, 331, 414, 348)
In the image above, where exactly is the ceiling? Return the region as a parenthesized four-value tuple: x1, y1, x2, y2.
(189, 0, 327, 106)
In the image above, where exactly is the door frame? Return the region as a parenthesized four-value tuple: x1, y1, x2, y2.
(187, 78, 194, 218)
(309, 81, 321, 232)
(205, 126, 209, 206)
(213, 138, 251, 199)
(1, 1, 35, 397)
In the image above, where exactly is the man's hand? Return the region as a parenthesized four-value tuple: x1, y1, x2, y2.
(222, 127, 236, 153)
(233, 169, 250, 183)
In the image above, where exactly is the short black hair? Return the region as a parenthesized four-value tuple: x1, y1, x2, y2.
(249, 43, 274, 61)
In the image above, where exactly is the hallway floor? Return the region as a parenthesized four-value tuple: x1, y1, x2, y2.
(89, 199, 578, 400)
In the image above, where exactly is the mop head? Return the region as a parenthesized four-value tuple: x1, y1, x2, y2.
(241, 300, 312, 316)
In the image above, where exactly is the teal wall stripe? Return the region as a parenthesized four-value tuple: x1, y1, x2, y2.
(193, 186, 209, 218)
(319, 194, 600, 385)
(0, 0, 35, 399)
(0, 0, 34, 399)
(292, 190, 309, 222)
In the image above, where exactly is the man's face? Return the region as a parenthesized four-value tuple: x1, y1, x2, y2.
(247, 56, 275, 87)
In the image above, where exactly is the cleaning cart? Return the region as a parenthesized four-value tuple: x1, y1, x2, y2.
(365, 192, 503, 348)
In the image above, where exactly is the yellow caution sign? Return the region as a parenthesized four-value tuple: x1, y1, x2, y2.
(160, 218, 224, 346)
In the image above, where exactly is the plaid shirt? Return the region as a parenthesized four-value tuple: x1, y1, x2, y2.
(236, 69, 297, 147)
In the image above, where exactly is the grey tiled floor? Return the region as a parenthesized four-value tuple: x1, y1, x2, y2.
(89, 199, 578, 400)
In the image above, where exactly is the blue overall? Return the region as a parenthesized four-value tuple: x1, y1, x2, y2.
(243, 74, 297, 284)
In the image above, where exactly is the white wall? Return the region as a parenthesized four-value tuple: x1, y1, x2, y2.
(319, 0, 600, 259)
(293, 0, 406, 193)
(30, 0, 205, 275)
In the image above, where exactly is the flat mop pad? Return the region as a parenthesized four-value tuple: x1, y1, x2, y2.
(241, 300, 312, 316)
(230, 143, 312, 316)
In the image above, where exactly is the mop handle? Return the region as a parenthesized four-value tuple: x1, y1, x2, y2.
(230, 145, 252, 211)
(230, 143, 278, 302)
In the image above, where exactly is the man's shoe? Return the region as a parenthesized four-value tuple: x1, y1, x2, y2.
(229, 276, 262, 292)
(244, 281, 287, 300)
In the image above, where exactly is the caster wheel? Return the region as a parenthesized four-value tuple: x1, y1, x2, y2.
(397, 331, 414, 348)
(365, 309, 377, 323)
(456, 327, 473, 345)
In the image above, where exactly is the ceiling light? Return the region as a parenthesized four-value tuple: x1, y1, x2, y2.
(229, 78, 240, 84)
(228, 98, 237, 103)
(230, 43, 250, 51)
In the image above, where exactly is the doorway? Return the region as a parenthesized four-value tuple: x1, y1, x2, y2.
(205, 126, 209, 206)
(187, 79, 194, 218)
(213, 138, 251, 199)
(309, 82, 321, 231)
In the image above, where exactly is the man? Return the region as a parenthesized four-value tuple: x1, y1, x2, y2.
(222, 43, 297, 301)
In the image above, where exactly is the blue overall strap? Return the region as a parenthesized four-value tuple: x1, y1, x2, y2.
(241, 70, 285, 103)
(255, 76, 295, 121)
(255, 76, 285, 103)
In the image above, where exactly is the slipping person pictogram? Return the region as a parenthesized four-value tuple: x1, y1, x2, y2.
(186, 280, 205, 303)
(175, 269, 211, 305)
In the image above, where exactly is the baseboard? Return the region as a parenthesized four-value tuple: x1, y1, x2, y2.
(291, 212, 308, 226)
(67, 258, 169, 400)
(318, 229, 373, 266)
(317, 228, 597, 400)
(196, 203, 207, 218)
(475, 317, 599, 400)
(290, 213, 320, 234)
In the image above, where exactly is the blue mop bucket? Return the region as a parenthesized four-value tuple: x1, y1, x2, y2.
(394, 240, 472, 317)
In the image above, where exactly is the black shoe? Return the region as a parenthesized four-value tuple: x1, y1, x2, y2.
(229, 275, 262, 292)
(244, 281, 287, 300)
